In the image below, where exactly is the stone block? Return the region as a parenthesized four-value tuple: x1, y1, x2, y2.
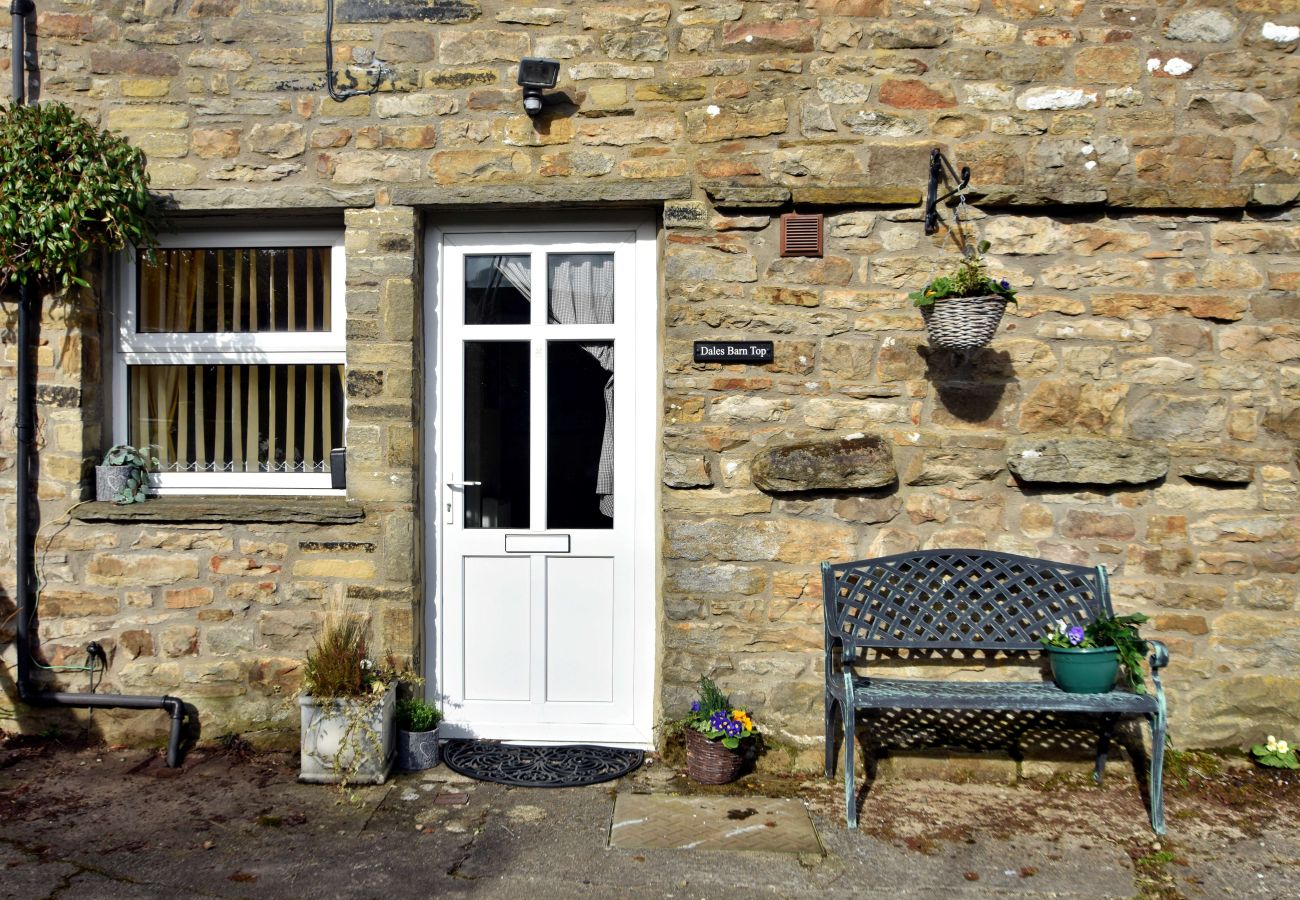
(664, 517, 858, 564)
(1007, 438, 1169, 485)
(721, 20, 817, 53)
(1130, 394, 1227, 443)
(664, 453, 712, 488)
(438, 29, 529, 65)
(40, 590, 120, 618)
(685, 100, 789, 143)
(164, 587, 215, 609)
(87, 554, 199, 587)
(751, 435, 896, 492)
(1165, 9, 1237, 43)
(879, 79, 957, 109)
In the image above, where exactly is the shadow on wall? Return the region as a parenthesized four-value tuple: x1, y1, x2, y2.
(0, 588, 108, 749)
(920, 344, 1014, 424)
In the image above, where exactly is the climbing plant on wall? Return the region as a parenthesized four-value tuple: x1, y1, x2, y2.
(0, 101, 157, 294)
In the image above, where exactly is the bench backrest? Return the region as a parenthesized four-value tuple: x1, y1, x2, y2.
(822, 549, 1112, 655)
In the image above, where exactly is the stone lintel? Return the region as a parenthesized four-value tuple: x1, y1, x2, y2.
(390, 177, 692, 208)
(702, 180, 793, 209)
(337, 0, 482, 24)
(74, 498, 366, 525)
(969, 184, 1108, 207)
(790, 184, 923, 207)
(1106, 183, 1253, 210)
(154, 187, 375, 214)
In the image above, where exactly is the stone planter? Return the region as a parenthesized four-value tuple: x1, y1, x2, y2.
(1047, 646, 1120, 694)
(397, 725, 440, 772)
(95, 465, 134, 502)
(298, 683, 396, 784)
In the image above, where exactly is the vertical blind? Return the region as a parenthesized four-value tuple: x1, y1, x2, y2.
(131, 247, 342, 475)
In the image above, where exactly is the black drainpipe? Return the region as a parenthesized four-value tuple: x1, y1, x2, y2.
(10, 0, 186, 767)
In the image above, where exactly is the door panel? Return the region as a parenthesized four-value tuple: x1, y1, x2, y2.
(434, 227, 651, 745)
(463, 555, 531, 701)
(545, 556, 616, 704)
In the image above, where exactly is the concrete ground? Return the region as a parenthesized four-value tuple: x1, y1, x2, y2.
(0, 739, 1296, 899)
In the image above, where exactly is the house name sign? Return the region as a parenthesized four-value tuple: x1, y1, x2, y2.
(693, 341, 775, 364)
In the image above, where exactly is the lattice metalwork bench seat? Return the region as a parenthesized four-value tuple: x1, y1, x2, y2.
(821, 550, 1169, 834)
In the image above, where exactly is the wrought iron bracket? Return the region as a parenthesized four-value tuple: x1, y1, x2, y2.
(923, 148, 971, 236)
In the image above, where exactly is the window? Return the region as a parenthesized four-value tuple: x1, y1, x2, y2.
(114, 230, 346, 494)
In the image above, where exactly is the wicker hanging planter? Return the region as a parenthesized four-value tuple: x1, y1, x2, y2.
(684, 727, 746, 784)
(920, 293, 1009, 351)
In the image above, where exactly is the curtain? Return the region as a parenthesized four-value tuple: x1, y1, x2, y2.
(132, 247, 337, 474)
(547, 256, 615, 518)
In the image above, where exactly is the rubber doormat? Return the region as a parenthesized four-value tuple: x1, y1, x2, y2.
(441, 739, 643, 787)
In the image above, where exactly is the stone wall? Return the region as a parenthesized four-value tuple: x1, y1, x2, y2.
(1, 1, 1297, 756)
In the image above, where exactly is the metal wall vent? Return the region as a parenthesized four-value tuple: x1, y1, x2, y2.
(780, 213, 823, 258)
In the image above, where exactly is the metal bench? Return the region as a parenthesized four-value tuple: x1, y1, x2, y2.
(822, 549, 1168, 834)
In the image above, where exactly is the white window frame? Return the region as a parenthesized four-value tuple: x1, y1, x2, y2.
(113, 228, 347, 496)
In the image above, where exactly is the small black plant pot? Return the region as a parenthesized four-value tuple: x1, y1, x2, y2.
(397, 727, 440, 772)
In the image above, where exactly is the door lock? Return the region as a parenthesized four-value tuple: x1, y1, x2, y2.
(445, 481, 481, 524)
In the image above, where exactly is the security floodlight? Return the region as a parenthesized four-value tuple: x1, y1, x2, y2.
(517, 57, 560, 116)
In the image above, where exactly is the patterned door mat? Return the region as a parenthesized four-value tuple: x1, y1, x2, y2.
(441, 739, 643, 787)
(610, 794, 823, 855)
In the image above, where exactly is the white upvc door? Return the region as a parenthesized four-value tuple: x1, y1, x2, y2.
(428, 221, 656, 747)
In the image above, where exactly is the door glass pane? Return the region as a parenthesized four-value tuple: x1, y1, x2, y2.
(548, 254, 614, 325)
(548, 341, 613, 529)
(465, 255, 531, 325)
(464, 342, 529, 528)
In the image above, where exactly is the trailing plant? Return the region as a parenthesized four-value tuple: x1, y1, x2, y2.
(665, 675, 759, 750)
(1251, 735, 1299, 770)
(908, 240, 1018, 308)
(0, 101, 158, 295)
(300, 607, 398, 797)
(100, 444, 158, 505)
(396, 697, 442, 733)
(1041, 612, 1151, 694)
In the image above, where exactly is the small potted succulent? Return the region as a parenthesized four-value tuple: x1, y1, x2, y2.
(298, 608, 397, 786)
(670, 675, 760, 784)
(1040, 613, 1150, 694)
(396, 695, 443, 772)
(96, 444, 158, 504)
(909, 239, 1018, 350)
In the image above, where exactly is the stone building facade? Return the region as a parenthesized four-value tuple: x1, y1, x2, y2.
(2, 0, 1298, 761)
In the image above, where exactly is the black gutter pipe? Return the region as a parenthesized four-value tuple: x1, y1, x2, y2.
(9, 0, 186, 768)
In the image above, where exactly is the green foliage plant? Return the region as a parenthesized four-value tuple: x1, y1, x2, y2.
(396, 697, 442, 733)
(0, 101, 158, 295)
(1251, 735, 1299, 770)
(908, 240, 1018, 308)
(668, 675, 759, 750)
(1041, 612, 1151, 694)
(101, 444, 158, 504)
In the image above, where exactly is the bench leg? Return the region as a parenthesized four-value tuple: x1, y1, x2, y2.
(843, 705, 858, 830)
(824, 691, 839, 780)
(1148, 711, 1167, 835)
(1094, 714, 1117, 785)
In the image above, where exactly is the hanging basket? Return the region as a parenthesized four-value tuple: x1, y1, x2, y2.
(684, 727, 746, 784)
(920, 294, 1009, 351)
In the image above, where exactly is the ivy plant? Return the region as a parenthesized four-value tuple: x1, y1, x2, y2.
(0, 101, 158, 295)
(101, 444, 159, 504)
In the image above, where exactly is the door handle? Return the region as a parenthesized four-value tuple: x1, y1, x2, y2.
(445, 481, 481, 525)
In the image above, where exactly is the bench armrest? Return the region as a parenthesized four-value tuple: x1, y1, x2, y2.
(1147, 639, 1169, 671)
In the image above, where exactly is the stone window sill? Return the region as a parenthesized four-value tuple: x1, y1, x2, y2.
(72, 497, 365, 525)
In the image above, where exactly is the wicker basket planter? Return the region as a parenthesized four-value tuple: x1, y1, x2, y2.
(684, 727, 746, 784)
(920, 293, 1009, 350)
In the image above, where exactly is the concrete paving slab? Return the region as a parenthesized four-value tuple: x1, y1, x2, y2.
(610, 793, 822, 854)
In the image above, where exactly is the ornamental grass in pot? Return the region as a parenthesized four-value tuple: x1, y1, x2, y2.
(1040, 613, 1150, 695)
(670, 676, 760, 785)
(909, 240, 1017, 351)
(298, 607, 397, 787)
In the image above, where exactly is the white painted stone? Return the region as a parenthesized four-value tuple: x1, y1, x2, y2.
(1016, 87, 1097, 111)
(1163, 58, 1194, 76)
(1262, 22, 1300, 43)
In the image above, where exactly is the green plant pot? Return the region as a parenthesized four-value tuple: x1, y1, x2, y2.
(1047, 646, 1119, 694)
